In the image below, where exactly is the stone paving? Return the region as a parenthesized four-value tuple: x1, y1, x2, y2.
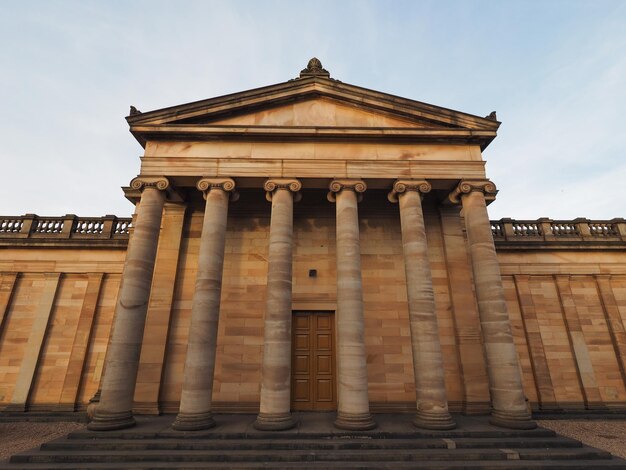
(0, 422, 84, 462)
(538, 419, 626, 459)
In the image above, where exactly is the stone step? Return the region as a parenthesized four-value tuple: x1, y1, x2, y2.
(9, 447, 613, 464)
(66, 428, 558, 440)
(4, 415, 624, 469)
(40, 436, 583, 451)
(3, 460, 626, 470)
(0, 412, 86, 423)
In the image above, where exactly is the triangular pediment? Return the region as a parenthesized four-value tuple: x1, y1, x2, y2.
(127, 74, 500, 149)
(190, 97, 435, 128)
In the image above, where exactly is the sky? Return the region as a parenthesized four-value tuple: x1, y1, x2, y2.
(0, 0, 624, 220)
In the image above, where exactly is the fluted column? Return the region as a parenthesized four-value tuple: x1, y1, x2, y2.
(88, 176, 169, 431)
(389, 180, 455, 430)
(172, 178, 237, 431)
(328, 179, 376, 430)
(448, 180, 535, 429)
(254, 178, 301, 431)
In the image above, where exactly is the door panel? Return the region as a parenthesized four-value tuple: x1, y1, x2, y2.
(294, 334, 309, 349)
(291, 311, 336, 411)
(317, 334, 331, 350)
(317, 379, 333, 401)
(317, 356, 332, 374)
(294, 356, 309, 374)
(293, 379, 310, 402)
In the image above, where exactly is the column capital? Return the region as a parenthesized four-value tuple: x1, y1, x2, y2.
(387, 179, 431, 203)
(197, 177, 239, 201)
(130, 176, 170, 192)
(129, 176, 183, 203)
(264, 178, 302, 202)
(446, 179, 497, 205)
(327, 179, 366, 203)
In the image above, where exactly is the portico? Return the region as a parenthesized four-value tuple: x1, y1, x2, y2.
(87, 59, 535, 432)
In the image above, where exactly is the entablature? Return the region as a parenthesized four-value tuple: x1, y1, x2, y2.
(130, 125, 497, 148)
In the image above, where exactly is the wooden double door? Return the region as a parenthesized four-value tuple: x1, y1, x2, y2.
(291, 311, 337, 411)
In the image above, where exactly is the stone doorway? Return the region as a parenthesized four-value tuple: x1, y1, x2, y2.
(291, 311, 337, 411)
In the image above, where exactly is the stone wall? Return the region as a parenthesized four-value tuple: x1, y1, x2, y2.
(0, 249, 125, 411)
(0, 212, 625, 414)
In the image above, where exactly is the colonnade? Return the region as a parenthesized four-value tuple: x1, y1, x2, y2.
(88, 176, 535, 432)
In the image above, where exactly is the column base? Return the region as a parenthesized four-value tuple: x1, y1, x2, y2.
(172, 411, 216, 431)
(86, 389, 101, 421)
(87, 409, 136, 431)
(413, 409, 456, 430)
(490, 409, 537, 430)
(253, 412, 296, 431)
(334, 411, 377, 431)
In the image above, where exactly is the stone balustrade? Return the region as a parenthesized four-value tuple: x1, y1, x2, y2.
(492, 218, 626, 243)
(2, 214, 625, 245)
(0, 214, 132, 239)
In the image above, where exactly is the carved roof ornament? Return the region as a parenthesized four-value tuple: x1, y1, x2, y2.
(299, 57, 331, 78)
(486, 111, 497, 121)
(129, 106, 142, 116)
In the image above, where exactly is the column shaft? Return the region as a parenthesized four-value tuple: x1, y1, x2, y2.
(332, 182, 376, 430)
(461, 187, 535, 429)
(396, 187, 455, 430)
(254, 184, 297, 430)
(439, 205, 491, 413)
(88, 183, 166, 431)
(173, 183, 232, 430)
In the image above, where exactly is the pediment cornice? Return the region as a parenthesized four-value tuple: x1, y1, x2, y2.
(127, 75, 500, 149)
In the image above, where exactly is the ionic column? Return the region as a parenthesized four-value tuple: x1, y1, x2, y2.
(389, 180, 455, 430)
(172, 178, 237, 431)
(254, 178, 301, 431)
(448, 180, 535, 429)
(328, 179, 376, 430)
(88, 176, 169, 431)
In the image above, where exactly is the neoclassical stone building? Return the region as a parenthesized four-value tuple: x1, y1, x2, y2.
(1, 59, 625, 432)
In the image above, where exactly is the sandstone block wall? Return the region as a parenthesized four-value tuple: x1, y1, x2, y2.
(1, 209, 625, 414)
(0, 248, 124, 411)
(499, 251, 626, 411)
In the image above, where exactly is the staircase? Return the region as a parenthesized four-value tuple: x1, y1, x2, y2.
(3, 414, 626, 469)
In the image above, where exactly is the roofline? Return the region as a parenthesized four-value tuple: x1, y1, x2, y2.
(126, 76, 501, 130)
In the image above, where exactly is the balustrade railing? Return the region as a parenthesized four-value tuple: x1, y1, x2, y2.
(550, 221, 580, 237)
(491, 221, 504, 239)
(511, 221, 542, 237)
(113, 219, 132, 235)
(73, 218, 105, 235)
(0, 214, 624, 244)
(588, 221, 620, 237)
(0, 218, 24, 233)
(32, 217, 65, 234)
(0, 214, 132, 240)
(493, 218, 626, 243)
